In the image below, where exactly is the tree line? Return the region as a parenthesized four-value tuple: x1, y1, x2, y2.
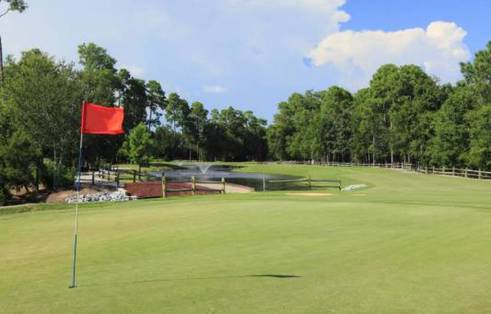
(0, 43, 267, 204)
(0, 37, 490, 205)
(268, 42, 491, 171)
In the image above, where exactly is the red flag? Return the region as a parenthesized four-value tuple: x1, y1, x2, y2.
(81, 102, 124, 135)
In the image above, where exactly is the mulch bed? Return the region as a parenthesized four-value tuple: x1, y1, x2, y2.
(124, 181, 222, 198)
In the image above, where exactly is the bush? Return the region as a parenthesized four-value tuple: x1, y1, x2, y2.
(0, 188, 6, 206)
(40, 160, 75, 190)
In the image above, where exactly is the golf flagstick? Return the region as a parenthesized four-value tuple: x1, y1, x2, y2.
(69, 110, 84, 289)
(68, 101, 124, 288)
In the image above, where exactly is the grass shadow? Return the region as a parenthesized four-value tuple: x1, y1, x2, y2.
(79, 274, 301, 288)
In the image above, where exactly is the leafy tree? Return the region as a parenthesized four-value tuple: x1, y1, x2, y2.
(266, 124, 288, 160)
(318, 86, 353, 162)
(280, 92, 321, 161)
(0, 129, 41, 192)
(267, 99, 297, 160)
(78, 43, 119, 104)
(461, 41, 491, 105)
(119, 123, 153, 174)
(146, 80, 166, 129)
(187, 102, 208, 160)
(466, 104, 491, 170)
(204, 107, 267, 161)
(165, 93, 190, 132)
(118, 70, 148, 131)
(430, 85, 478, 167)
(351, 88, 372, 162)
(1, 49, 81, 171)
(351, 88, 387, 164)
(243, 111, 268, 161)
(0, 0, 28, 17)
(152, 125, 184, 161)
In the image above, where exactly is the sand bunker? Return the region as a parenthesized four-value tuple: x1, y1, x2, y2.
(198, 183, 254, 194)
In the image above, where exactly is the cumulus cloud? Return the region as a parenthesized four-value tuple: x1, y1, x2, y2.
(307, 21, 470, 88)
(203, 85, 228, 94)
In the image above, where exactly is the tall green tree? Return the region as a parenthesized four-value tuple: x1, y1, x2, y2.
(188, 102, 208, 160)
(461, 41, 491, 105)
(283, 92, 321, 161)
(318, 86, 353, 162)
(351, 88, 387, 164)
(118, 69, 148, 131)
(119, 123, 153, 174)
(267, 99, 297, 160)
(78, 43, 119, 104)
(146, 80, 166, 129)
(465, 104, 491, 170)
(1, 49, 81, 169)
(0, 129, 41, 192)
(165, 93, 190, 132)
(430, 85, 478, 167)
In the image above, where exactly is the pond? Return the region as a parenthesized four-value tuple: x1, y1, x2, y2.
(149, 163, 299, 191)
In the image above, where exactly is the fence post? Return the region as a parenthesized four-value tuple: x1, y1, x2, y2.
(442, 166, 446, 175)
(432, 166, 435, 174)
(465, 168, 468, 178)
(133, 170, 136, 183)
(91, 170, 95, 185)
(221, 177, 226, 194)
(161, 174, 167, 198)
(425, 166, 428, 174)
(308, 175, 312, 190)
(116, 172, 120, 188)
(192, 176, 196, 195)
(262, 175, 266, 192)
(478, 169, 482, 180)
(452, 167, 455, 176)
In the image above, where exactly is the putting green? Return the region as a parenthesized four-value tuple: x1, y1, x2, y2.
(1, 164, 491, 313)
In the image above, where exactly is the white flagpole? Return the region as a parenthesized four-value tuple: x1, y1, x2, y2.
(69, 103, 85, 288)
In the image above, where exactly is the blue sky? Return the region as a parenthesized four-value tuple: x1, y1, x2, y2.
(1, 0, 490, 122)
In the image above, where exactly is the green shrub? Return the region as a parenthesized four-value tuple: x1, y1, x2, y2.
(0, 188, 6, 206)
(40, 160, 75, 190)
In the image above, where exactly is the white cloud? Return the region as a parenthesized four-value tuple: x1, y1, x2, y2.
(307, 21, 470, 88)
(120, 64, 145, 78)
(203, 85, 228, 94)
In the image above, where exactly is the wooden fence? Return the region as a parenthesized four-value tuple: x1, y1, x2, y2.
(262, 161, 491, 181)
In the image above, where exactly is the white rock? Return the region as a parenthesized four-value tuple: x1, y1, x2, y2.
(341, 184, 368, 192)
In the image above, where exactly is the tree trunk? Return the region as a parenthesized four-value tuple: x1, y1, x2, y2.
(53, 147, 57, 190)
(372, 135, 376, 165)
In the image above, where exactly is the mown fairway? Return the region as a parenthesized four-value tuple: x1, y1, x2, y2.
(1, 164, 491, 313)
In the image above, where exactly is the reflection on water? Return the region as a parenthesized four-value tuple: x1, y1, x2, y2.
(149, 164, 298, 191)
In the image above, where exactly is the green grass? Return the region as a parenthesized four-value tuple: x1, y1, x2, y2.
(1, 164, 491, 313)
